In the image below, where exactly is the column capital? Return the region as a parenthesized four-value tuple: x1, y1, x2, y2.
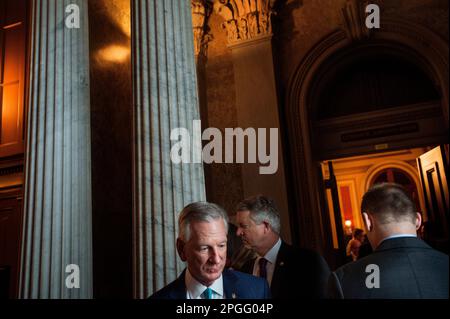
(214, 0, 277, 47)
(192, 0, 214, 61)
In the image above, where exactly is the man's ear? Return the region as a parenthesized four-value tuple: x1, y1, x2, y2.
(415, 212, 422, 231)
(362, 212, 373, 232)
(176, 238, 187, 261)
(263, 220, 271, 233)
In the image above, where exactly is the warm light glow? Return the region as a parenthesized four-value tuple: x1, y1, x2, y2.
(1, 83, 20, 144)
(104, 0, 131, 38)
(344, 220, 352, 227)
(117, 13, 131, 38)
(97, 45, 130, 63)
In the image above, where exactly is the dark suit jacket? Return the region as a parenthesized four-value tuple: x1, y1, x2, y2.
(149, 268, 271, 299)
(241, 241, 331, 299)
(329, 237, 449, 299)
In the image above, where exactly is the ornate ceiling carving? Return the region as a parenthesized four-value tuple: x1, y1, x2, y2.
(213, 0, 277, 45)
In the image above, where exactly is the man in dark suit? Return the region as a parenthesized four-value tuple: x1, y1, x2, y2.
(235, 195, 330, 299)
(329, 183, 449, 299)
(150, 202, 270, 299)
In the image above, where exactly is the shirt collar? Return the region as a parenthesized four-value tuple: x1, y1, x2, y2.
(185, 268, 224, 299)
(262, 237, 282, 265)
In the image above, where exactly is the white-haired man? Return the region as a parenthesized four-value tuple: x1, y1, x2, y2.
(150, 201, 270, 299)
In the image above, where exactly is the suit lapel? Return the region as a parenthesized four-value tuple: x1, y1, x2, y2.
(169, 270, 188, 299)
(271, 241, 289, 297)
(222, 269, 239, 299)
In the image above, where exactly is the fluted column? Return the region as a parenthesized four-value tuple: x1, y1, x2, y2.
(20, 0, 92, 298)
(132, 0, 206, 298)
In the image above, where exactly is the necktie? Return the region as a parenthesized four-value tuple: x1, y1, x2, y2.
(203, 287, 213, 299)
(259, 257, 268, 279)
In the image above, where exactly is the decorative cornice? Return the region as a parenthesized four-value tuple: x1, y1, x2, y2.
(314, 101, 442, 133)
(214, 0, 277, 46)
(192, 0, 214, 60)
(340, 0, 371, 41)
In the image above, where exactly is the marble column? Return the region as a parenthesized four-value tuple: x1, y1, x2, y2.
(20, 0, 92, 298)
(214, 0, 291, 243)
(132, 0, 206, 298)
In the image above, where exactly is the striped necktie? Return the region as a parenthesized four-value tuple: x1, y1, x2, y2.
(259, 257, 268, 279)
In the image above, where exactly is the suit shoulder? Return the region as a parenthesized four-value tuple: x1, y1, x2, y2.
(228, 269, 266, 284)
(296, 247, 325, 259)
(335, 253, 375, 271)
(226, 269, 269, 291)
(288, 246, 329, 267)
(426, 247, 449, 260)
(148, 278, 182, 299)
(225, 269, 271, 299)
(281, 242, 323, 259)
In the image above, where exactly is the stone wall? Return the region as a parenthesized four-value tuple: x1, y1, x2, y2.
(204, 12, 244, 215)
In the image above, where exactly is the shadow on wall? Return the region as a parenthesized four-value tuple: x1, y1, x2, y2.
(88, 0, 133, 299)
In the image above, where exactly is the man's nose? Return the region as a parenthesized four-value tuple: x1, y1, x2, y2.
(236, 228, 243, 236)
(209, 247, 222, 263)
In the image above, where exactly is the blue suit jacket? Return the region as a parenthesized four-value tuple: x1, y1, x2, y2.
(329, 237, 449, 299)
(149, 268, 271, 299)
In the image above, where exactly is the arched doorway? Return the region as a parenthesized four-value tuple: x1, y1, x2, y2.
(310, 45, 445, 160)
(285, 19, 449, 268)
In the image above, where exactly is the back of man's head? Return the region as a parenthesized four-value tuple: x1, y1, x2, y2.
(236, 195, 281, 235)
(361, 183, 416, 225)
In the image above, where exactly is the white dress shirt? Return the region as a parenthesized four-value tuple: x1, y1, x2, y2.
(252, 238, 282, 287)
(185, 268, 224, 299)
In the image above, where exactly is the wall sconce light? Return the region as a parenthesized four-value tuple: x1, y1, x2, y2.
(344, 219, 352, 235)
